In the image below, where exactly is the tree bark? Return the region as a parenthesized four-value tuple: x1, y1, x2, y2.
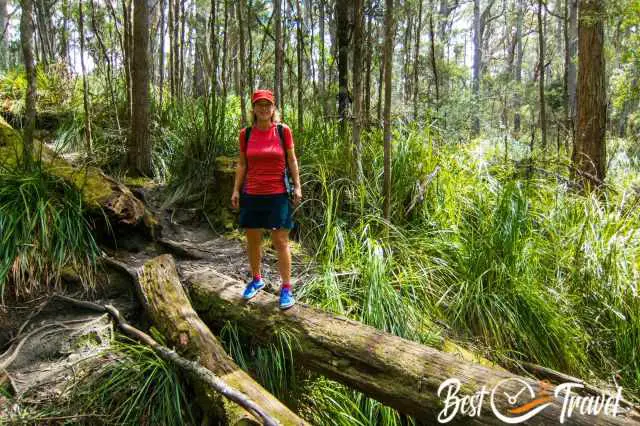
(413, 0, 423, 119)
(352, 0, 364, 180)
(318, 0, 327, 116)
(159, 0, 166, 107)
(127, 0, 153, 177)
(471, 0, 481, 136)
(573, 0, 606, 187)
(0, 0, 7, 69)
(514, 0, 524, 132)
(538, 0, 547, 151)
(429, 7, 439, 110)
(20, 0, 36, 170)
(193, 1, 207, 98)
(336, 0, 350, 123)
(274, 0, 283, 110)
(78, 0, 93, 156)
(122, 0, 133, 119)
(221, 0, 229, 99)
(247, 0, 254, 95)
(210, 0, 219, 97)
(136, 255, 307, 425)
(295, 0, 303, 131)
(567, 0, 578, 136)
(186, 267, 640, 424)
(236, 0, 247, 126)
(364, 11, 373, 123)
(383, 0, 393, 220)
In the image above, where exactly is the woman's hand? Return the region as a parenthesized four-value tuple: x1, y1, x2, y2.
(231, 189, 240, 209)
(293, 186, 302, 206)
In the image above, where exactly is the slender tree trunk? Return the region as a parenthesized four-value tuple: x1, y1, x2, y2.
(274, 0, 283, 110)
(319, 0, 327, 115)
(413, 0, 423, 119)
(336, 0, 349, 122)
(127, 0, 152, 176)
(210, 0, 218, 96)
(383, 0, 394, 221)
(159, 0, 166, 108)
(236, 0, 247, 126)
(122, 0, 133, 119)
(567, 0, 578, 137)
(538, 0, 547, 152)
(364, 11, 373, 124)
(403, 13, 413, 103)
(471, 0, 481, 136)
(377, 21, 385, 124)
(193, 1, 206, 98)
(78, 0, 93, 155)
(172, 0, 180, 100)
(352, 0, 364, 180)
(20, 0, 36, 170)
(0, 0, 7, 69)
(573, 0, 606, 187)
(514, 0, 523, 132)
(429, 9, 439, 110)
(221, 0, 229, 99)
(247, 0, 254, 95)
(169, 0, 175, 99)
(60, 0, 71, 65)
(179, 0, 186, 99)
(295, 0, 303, 130)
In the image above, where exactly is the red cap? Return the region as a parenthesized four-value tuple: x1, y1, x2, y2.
(252, 89, 275, 104)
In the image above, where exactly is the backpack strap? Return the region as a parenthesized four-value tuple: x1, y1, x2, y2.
(276, 124, 288, 167)
(244, 126, 252, 146)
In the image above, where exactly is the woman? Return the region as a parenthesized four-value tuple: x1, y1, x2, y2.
(231, 89, 302, 310)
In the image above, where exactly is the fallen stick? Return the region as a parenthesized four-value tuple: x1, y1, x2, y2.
(54, 294, 281, 426)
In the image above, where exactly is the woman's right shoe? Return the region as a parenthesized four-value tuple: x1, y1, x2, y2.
(242, 278, 265, 300)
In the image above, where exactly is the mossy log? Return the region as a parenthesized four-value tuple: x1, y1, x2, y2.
(0, 116, 158, 237)
(186, 268, 640, 425)
(136, 255, 307, 426)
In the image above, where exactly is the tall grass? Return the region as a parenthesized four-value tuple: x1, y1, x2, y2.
(0, 165, 99, 302)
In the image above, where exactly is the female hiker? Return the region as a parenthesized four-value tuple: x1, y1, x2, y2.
(231, 89, 302, 309)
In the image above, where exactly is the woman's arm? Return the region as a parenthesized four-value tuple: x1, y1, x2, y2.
(231, 153, 246, 209)
(286, 148, 302, 205)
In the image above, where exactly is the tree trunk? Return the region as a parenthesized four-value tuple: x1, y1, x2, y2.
(136, 255, 307, 425)
(514, 0, 523, 132)
(185, 267, 640, 425)
(567, 0, 578, 136)
(127, 0, 152, 177)
(236, 0, 247, 126)
(383, 0, 393, 221)
(247, 0, 254, 95)
(538, 0, 547, 152)
(336, 0, 350, 123)
(377, 21, 384, 124)
(193, 2, 207, 98)
(413, 0, 423, 119)
(403, 12, 413, 103)
(0, 0, 7, 69)
(122, 0, 133, 119)
(159, 0, 166, 107)
(364, 11, 373, 123)
(179, 0, 187, 99)
(210, 0, 219, 96)
(318, 0, 327, 116)
(295, 0, 303, 131)
(471, 0, 481, 136)
(352, 0, 364, 180)
(429, 8, 439, 110)
(573, 0, 606, 188)
(221, 0, 229, 99)
(20, 0, 36, 170)
(274, 0, 283, 110)
(78, 0, 93, 156)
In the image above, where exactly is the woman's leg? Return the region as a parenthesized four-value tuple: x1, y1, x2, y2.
(246, 229, 263, 277)
(270, 229, 291, 286)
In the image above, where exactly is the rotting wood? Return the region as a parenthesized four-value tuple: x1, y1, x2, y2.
(135, 255, 307, 425)
(185, 268, 640, 425)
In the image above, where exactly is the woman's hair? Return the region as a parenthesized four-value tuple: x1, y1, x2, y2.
(251, 105, 281, 125)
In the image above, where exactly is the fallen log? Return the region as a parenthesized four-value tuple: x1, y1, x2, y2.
(0, 117, 158, 239)
(186, 268, 640, 425)
(136, 255, 307, 425)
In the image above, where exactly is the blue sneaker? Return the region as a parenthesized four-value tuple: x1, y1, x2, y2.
(242, 278, 265, 300)
(279, 287, 295, 310)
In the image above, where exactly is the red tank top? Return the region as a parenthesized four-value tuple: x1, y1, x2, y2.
(239, 123, 294, 195)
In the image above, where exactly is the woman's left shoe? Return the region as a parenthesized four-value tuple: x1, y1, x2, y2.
(279, 287, 295, 310)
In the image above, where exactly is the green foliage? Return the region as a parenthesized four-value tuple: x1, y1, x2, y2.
(0, 165, 99, 302)
(71, 334, 195, 425)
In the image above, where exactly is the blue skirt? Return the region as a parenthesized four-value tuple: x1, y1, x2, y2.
(239, 192, 293, 230)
